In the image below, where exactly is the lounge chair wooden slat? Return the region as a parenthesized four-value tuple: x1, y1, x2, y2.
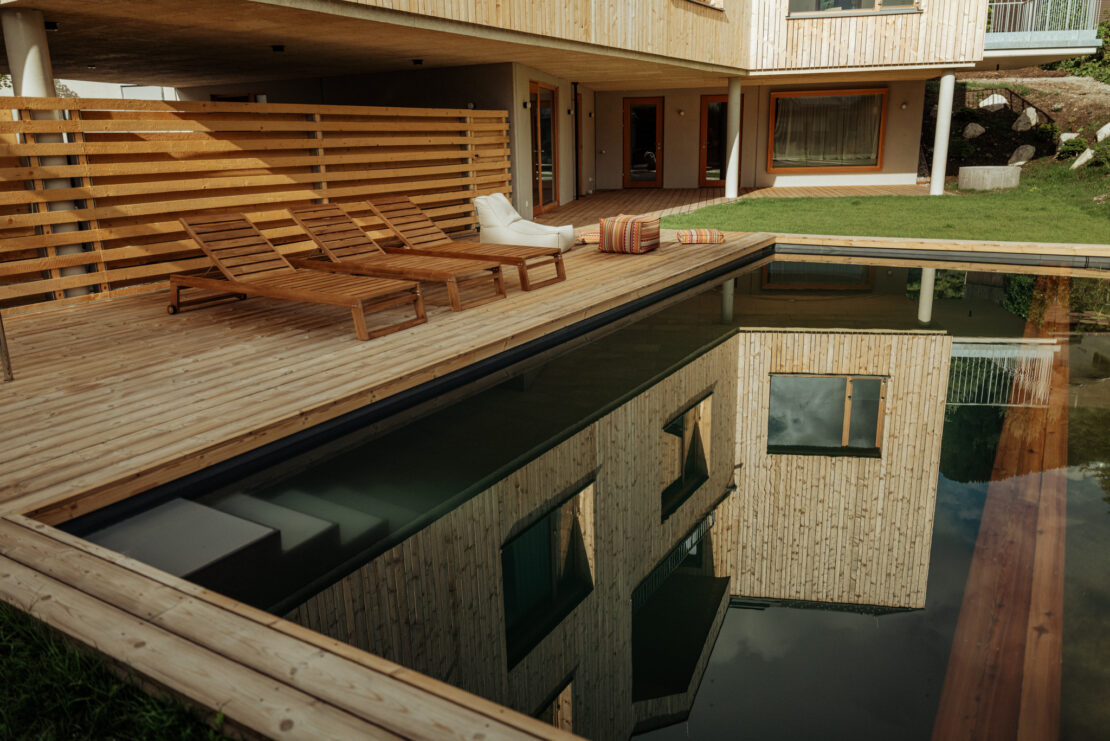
(171, 214, 426, 340)
(366, 196, 567, 291)
(288, 204, 506, 312)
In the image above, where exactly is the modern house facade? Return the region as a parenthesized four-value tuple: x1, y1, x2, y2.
(0, 0, 1102, 217)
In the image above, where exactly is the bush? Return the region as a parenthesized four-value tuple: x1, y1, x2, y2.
(1043, 21, 1110, 84)
(1036, 122, 1060, 144)
(948, 137, 976, 162)
(1091, 140, 1110, 168)
(1057, 137, 1089, 159)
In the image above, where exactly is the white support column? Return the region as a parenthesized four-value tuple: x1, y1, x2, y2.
(930, 71, 956, 197)
(918, 268, 936, 325)
(2, 8, 89, 297)
(724, 77, 742, 199)
(720, 278, 735, 324)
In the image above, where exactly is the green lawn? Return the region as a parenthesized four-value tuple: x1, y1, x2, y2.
(0, 601, 228, 740)
(663, 160, 1110, 244)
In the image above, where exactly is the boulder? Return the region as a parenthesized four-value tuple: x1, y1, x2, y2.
(1071, 148, 1095, 170)
(958, 166, 1021, 191)
(1097, 122, 1110, 143)
(1012, 107, 1038, 132)
(1059, 132, 1080, 144)
(963, 122, 986, 139)
(1008, 145, 1036, 166)
(978, 93, 1008, 112)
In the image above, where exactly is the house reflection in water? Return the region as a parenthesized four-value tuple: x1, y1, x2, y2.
(288, 323, 949, 738)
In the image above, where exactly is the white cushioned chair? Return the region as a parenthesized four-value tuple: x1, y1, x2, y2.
(474, 193, 575, 253)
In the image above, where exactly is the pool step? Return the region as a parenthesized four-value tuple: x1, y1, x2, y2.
(270, 490, 388, 548)
(314, 485, 421, 534)
(85, 498, 281, 604)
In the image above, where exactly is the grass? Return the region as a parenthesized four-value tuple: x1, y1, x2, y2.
(0, 600, 228, 741)
(663, 160, 1110, 244)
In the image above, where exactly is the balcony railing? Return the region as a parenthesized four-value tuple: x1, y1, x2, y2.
(986, 0, 1102, 49)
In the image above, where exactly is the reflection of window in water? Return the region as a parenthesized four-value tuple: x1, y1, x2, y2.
(501, 483, 594, 667)
(767, 375, 885, 455)
(661, 393, 713, 519)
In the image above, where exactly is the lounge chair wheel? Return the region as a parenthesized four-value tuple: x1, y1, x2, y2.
(167, 304, 178, 315)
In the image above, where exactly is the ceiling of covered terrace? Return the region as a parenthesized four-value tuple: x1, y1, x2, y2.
(0, 0, 738, 90)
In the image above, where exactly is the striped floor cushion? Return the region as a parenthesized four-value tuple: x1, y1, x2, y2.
(598, 214, 661, 254)
(577, 229, 600, 244)
(676, 228, 725, 245)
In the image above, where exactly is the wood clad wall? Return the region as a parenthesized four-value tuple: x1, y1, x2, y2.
(715, 330, 950, 609)
(344, 0, 744, 68)
(288, 339, 739, 741)
(741, 0, 987, 70)
(0, 97, 510, 312)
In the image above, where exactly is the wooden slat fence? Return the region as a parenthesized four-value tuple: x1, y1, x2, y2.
(0, 97, 510, 313)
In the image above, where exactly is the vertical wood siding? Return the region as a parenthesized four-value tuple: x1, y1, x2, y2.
(288, 339, 739, 740)
(716, 329, 951, 609)
(743, 0, 988, 71)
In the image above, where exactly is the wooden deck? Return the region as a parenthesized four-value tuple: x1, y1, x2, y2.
(2, 234, 1107, 740)
(931, 276, 1070, 741)
(534, 185, 931, 228)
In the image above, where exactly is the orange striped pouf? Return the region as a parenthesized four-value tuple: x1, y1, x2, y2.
(598, 214, 661, 254)
(675, 228, 725, 244)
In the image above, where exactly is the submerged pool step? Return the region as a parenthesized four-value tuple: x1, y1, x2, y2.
(84, 498, 281, 603)
(270, 490, 389, 548)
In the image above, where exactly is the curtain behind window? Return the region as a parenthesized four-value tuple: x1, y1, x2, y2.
(772, 93, 884, 169)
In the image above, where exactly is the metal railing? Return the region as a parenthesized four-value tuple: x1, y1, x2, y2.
(987, 0, 1100, 34)
(947, 339, 1059, 408)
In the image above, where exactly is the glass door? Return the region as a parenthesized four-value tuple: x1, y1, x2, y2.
(529, 82, 558, 213)
(699, 94, 733, 188)
(623, 97, 663, 189)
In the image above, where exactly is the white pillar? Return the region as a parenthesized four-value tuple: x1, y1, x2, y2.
(930, 72, 956, 197)
(724, 77, 742, 199)
(721, 278, 735, 324)
(2, 9, 89, 297)
(918, 268, 936, 324)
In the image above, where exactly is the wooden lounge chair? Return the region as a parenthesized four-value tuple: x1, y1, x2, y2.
(287, 204, 507, 312)
(171, 214, 427, 341)
(367, 196, 567, 291)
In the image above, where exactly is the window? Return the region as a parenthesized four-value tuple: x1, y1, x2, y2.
(788, 0, 917, 14)
(767, 375, 886, 456)
(661, 393, 713, 520)
(768, 89, 888, 173)
(501, 483, 594, 666)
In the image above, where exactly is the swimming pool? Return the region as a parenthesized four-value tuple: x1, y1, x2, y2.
(63, 258, 1110, 739)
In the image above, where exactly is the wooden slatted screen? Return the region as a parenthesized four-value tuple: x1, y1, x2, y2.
(0, 97, 510, 313)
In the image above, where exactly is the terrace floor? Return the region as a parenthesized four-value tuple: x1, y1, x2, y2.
(534, 185, 932, 228)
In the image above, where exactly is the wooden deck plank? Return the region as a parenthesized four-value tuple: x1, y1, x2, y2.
(0, 514, 574, 741)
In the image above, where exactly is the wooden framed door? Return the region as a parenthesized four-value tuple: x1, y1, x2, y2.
(529, 82, 559, 214)
(699, 94, 734, 188)
(623, 97, 663, 189)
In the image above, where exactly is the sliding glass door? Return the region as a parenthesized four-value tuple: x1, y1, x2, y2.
(529, 82, 558, 213)
(623, 97, 663, 189)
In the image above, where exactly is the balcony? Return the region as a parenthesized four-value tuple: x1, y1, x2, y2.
(985, 0, 1103, 50)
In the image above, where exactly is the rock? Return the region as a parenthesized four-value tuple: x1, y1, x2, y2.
(1071, 148, 1095, 170)
(1097, 122, 1110, 142)
(963, 122, 986, 139)
(1012, 107, 1038, 132)
(1059, 132, 1080, 144)
(978, 93, 1008, 112)
(959, 166, 1021, 190)
(1052, 103, 1065, 112)
(1008, 145, 1036, 166)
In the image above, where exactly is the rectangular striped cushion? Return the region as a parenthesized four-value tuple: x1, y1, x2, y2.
(676, 228, 725, 245)
(577, 229, 600, 244)
(598, 214, 660, 254)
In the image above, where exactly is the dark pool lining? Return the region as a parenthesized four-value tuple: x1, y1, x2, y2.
(61, 242, 1106, 614)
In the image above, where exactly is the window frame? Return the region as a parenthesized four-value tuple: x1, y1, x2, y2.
(786, 0, 921, 18)
(766, 88, 889, 174)
(766, 373, 887, 457)
(500, 481, 594, 668)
